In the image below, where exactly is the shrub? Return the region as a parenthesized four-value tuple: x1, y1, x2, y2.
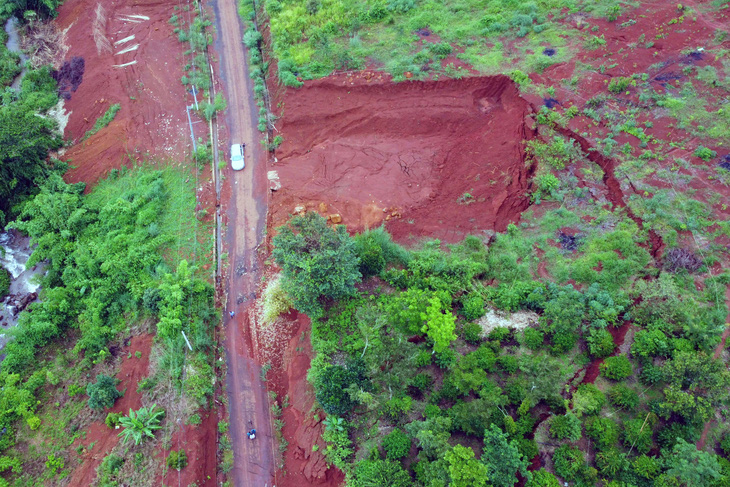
(383, 396, 412, 421)
(105, 412, 122, 429)
(489, 326, 511, 343)
(460, 293, 485, 322)
(587, 328, 615, 358)
(600, 355, 633, 381)
(633, 454, 660, 480)
(118, 404, 165, 445)
(460, 321, 483, 344)
(86, 374, 122, 410)
(608, 76, 632, 93)
(261, 274, 293, 324)
(414, 349, 432, 367)
(526, 468, 560, 487)
(166, 450, 188, 470)
(434, 348, 458, 369)
(522, 328, 544, 350)
(96, 453, 124, 485)
(315, 359, 370, 416)
(694, 145, 717, 161)
(243, 29, 263, 49)
(552, 444, 585, 481)
(497, 355, 519, 374)
(586, 417, 619, 451)
(382, 429, 410, 460)
(409, 373, 433, 394)
(622, 414, 657, 454)
(608, 384, 639, 410)
(572, 383, 606, 416)
(550, 413, 582, 442)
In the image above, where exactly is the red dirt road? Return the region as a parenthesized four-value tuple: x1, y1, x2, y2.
(271, 74, 534, 244)
(211, 0, 274, 483)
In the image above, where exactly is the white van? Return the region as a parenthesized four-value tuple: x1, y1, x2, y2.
(231, 143, 245, 170)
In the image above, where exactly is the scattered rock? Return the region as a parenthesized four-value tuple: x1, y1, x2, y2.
(293, 205, 305, 215)
(329, 214, 342, 224)
(318, 202, 328, 213)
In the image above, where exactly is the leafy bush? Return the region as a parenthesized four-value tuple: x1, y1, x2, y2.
(166, 449, 188, 470)
(408, 373, 433, 394)
(550, 412, 581, 442)
(314, 358, 370, 416)
(622, 414, 657, 454)
(572, 383, 606, 416)
(608, 384, 639, 410)
(600, 355, 633, 381)
(497, 355, 519, 374)
(353, 459, 411, 487)
(552, 444, 585, 481)
(526, 468, 560, 487)
(118, 404, 165, 445)
(587, 328, 615, 358)
(96, 453, 124, 486)
(460, 321, 483, 344)
(383, 396, 412, 421)
(522, 328, 544, 350)
(86, 374, 122, 410)
(608, 76, 632, 93)
(693, 145, 717, 161)
(382, 429, 410, 460)
(586, 417, 619, 451)
(460, 293, 485, 322)
(105, 412, 121, 429)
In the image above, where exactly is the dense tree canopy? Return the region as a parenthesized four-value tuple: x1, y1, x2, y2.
(272, 212, 361, 318)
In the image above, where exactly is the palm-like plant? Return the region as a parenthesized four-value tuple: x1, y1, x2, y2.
(118, 404, 165, 445)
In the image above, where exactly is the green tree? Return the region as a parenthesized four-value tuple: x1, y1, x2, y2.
(118, 404, 165, 445)
(482, 424, 528, 487)
(664, 438, 721, 485)
(86, 374, 122, 410)
(599, 354, 633, 381)
(272, 213, 361, 318)
(421, 297, 456, 353)
(445, 444, 488, 487)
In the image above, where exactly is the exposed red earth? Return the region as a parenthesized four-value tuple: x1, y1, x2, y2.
(56, 0, 208, 186)
(270, 74, 535, 244)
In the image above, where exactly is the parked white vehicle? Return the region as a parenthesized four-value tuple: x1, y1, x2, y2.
(231, 143, 245, 170)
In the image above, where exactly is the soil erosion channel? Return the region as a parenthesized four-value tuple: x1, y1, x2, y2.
(271, 74, 534, 244)
(212, 0, 273, 484)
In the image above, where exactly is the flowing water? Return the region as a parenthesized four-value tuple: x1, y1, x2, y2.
(4, 17, 28, 89)
(0, 230, 44, 351)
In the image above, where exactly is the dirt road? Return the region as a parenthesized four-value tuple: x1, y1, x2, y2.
(211, 0, 273, 484)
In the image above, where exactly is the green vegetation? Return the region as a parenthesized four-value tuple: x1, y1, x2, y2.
(166, 449, 188, 470)
(271, 201, 730, 486)
(118, 404, 165, 445)
(81, 103, 121, 141)
(86, 374, 122, 410)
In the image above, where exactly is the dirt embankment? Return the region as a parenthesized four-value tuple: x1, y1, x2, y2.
(270, 73, 535, 244)
(55, 0, 205, 187)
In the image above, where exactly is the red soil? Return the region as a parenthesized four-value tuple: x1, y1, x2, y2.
(271, 73, 535, 243)
(68, 334, 152, 485)
(265, 313, 344, 487)
(157, 409, 219, 487)
(55, 0, 205, 187)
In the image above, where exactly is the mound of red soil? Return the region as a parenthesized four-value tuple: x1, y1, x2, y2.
(55, 0, 202, 187)
(271, 73, 534, 243)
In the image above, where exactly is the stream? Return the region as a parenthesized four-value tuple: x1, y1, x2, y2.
(4, 16, 28, 89)
(0, 230, 44, 351)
